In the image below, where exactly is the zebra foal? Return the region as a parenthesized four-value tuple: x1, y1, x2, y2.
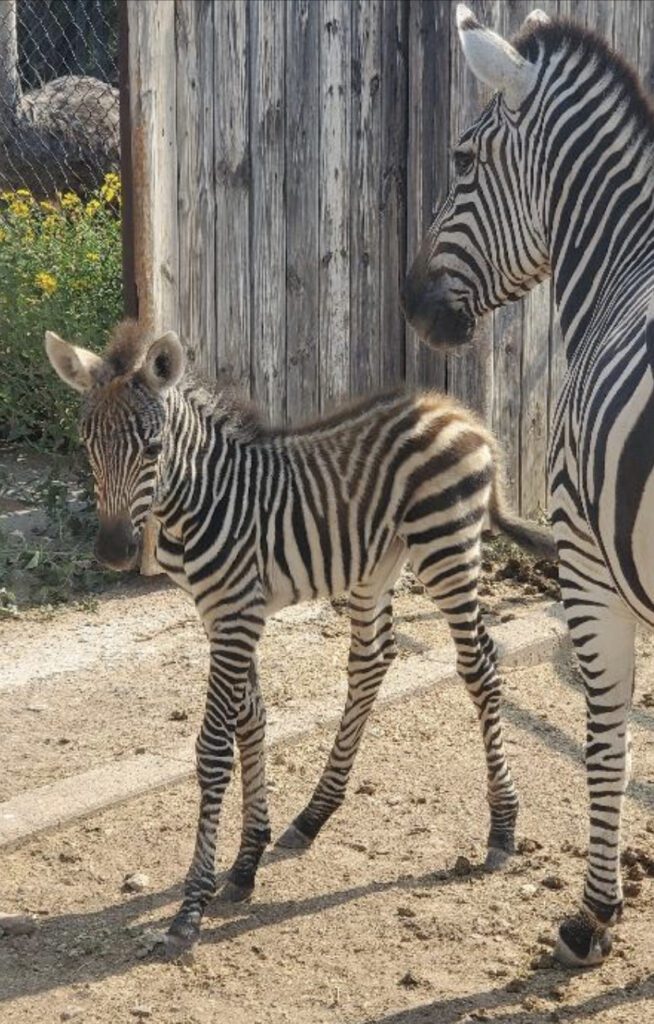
(403, 5, 654, 966)
(46, 321, 554, 952)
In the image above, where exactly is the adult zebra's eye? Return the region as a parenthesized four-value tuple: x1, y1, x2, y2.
(143, 440, 163, 460)
(454, 149, 475, 176)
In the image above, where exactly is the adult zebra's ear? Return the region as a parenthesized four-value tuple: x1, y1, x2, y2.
(141, 331, 185, 392)
(44, 331, 104, 393)
(524, 9, 551, 28)
(456, 4, 538, 109)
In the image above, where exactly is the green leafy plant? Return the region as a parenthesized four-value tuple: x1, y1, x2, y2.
(0, 174, 123, 450)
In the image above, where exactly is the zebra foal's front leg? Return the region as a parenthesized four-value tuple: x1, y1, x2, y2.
(276, 582, 398, 849)
(555, 585, 636, 967)
(167, 605, 264, 953)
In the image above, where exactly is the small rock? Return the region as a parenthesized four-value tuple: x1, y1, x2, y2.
(645, 819, 654, 835)
(628, 863, 645, 881)
(517, 838, 542, 855)
(25, 703, 48, 712)
(519, 883, 538, 899)
(530, 952, 554, 970)
(549, 985, 567, 1002)
(396, 906, 416, 919)
(356, 781, 376, 796)
(505, 978, 527, 993)
(0, 913, 37, 937)
(623, 881, 642, 899)
(537, 930, 556, 948)
(122, 872, 150, 893)
(453, 855, 473, 876)
(541, 875, 565, 891)
(500, 612, 516, 623)
(58, 737, 71, 746)
(398, 970, 421, 989)
(169, 709, 188, 721)
(130, 1007, 152, 1019)
(61, 1009, 83, 1021)
(622, 848, 639, 867)
(387, 795, 402, 807)
(134, 746, 147, 755)
(59, 851, 80, 864)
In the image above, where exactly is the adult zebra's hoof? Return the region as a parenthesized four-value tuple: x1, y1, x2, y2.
(275, 823, 313, 850)
(554, 915, 613, 967)
(218, 878, 254, 903)
(484, 846, 513, 872)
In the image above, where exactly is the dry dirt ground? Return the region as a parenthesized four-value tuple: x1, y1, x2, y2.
(1, 572, 654, 1024)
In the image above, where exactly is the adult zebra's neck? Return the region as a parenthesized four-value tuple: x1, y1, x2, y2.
(532, 35, 654, 357)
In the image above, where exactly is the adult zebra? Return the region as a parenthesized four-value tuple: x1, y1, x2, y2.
(403, 5, 654, 966)
(45, 320, 554, 954)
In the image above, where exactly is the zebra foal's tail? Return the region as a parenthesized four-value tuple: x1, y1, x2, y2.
(487, 460, 558, 562)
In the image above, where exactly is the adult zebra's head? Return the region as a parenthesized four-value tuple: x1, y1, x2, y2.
(403, 4, 553, 348)
(45, 322, 185, 570)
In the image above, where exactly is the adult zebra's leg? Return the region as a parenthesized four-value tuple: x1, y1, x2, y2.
(277, 546, 405, 849)
(167, 605, 264, 951)
(410, 539, 518, 868)
(219, 660, 271, 902)
(555, 588, 636, 967)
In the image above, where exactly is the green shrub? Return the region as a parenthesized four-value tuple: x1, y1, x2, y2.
(0, 175, 123, 450)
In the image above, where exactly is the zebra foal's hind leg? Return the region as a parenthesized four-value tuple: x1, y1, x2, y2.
(277, 564, 403, 849)
(408, 537, 519, 869)
(218, 661, 271, 902)
(555, 583, 636, 967)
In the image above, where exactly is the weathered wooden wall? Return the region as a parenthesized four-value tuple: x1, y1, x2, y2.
(125, 0, 654, 515)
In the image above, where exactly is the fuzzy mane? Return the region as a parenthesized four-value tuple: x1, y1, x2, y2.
(103, 318, 153, 376)
(511, 18, 654, 141)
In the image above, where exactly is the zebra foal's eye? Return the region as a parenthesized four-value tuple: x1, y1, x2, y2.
(143, 440, 163, 460)
(454, 149, 475, 176)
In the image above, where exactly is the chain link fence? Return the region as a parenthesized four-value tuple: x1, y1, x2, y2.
(0, 0, 119, 198)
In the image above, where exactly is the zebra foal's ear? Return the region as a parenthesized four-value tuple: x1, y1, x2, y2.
(44, 331, 104, 393)
(141, 330, 185, 392)
(456, 4, 538, 109)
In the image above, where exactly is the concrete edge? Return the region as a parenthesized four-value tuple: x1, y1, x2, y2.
(0, 604, 568, 851)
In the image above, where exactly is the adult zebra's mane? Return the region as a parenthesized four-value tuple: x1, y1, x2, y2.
(512, 18, 654, 141)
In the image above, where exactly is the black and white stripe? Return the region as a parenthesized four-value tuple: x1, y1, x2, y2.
(404, 4, 654, 966)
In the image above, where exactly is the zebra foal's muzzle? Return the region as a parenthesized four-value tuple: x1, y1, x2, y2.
(94, 513, 141, 571)
(401, 265, 476, 349)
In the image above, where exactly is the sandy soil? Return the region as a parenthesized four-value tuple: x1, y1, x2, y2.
(1, 568, 654, 1023)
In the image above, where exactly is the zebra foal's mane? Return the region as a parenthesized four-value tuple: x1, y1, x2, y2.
(512, 18, 654, 140)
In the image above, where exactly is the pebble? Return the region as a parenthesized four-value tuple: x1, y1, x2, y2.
(398, 970, 421, 989)
(0, 913, 37, 937)
(356, 781, 376, 796)
(122, 872, 150, 893)
(25, 703, 48, 712)
(453, 855, 473, 876)
(541, 875, 565, 891)
(519, 883, 538, 898)
(628, 863, 645, 881)
(500, 612, 516, 623)
(537, 930, 556, 948)
(505, 978, 526, 993)
(530, 952, 554, 970)
(387, 795, 402, 807)
(396, 906, 416, 919)
(61, 1009, 83, 1021)
(130, 1007, 152, 1019)
(169, 709, 188, 721)
(517, 838, 542, 854)
(623, 881, 642, 898)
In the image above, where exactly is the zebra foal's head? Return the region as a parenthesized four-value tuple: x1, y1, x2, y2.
(45, 322, 185, 570)
(403, 4, 552, 348)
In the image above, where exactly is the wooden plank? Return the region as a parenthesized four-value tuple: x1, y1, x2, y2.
(285, 0, 320, 425)
(213, 0, 251, 394)
(379, 0, 408, 389)
(250, 1, 286, 423)
(319, 0, 352, 411)
(637, 0, 654, 96)
(447, 0, 495, 419)
(521, 281, 551, 516)
(585, 0, 614, 41)
(176, 0, 216, 378)
(350, 0, 382, 397)
(611, 0, 640, 62)
(127, 0, 178, 575)
(404, 0, 448, 393)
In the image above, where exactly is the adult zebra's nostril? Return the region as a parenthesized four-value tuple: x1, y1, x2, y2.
(94, 516, 139, 571)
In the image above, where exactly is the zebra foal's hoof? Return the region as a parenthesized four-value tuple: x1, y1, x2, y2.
(484, 846, 513, 872)
(554, 915, 613, 967)
(275, 823, 313, 850)
(218, 878, 254, 903)
(165, 911, 201, 959)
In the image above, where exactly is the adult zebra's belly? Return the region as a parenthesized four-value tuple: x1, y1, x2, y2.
(587, 366, 654, 627)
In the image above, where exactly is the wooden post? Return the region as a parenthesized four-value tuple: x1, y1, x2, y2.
(125, 0, 179, 575)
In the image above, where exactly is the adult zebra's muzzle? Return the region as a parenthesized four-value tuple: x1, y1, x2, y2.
(94, 514, 141, 571)
(401, 266, 476, 349)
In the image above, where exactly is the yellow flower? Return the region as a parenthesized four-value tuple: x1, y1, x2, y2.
(40, 200, 56, 213)
(85, 198, 101, 218)
(42, 214, 60, 232)
(60, 192, 82, 210)
(9, 199, 30, 218)
(35, 272, 57, 296)
(15, 188, 32, 198)
(100, 172, 121, 204)
(86, 251, 100, 263)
